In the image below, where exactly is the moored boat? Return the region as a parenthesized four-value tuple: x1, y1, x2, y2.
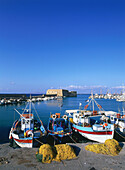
(47, 113, 72, 143)
(72, 114, 114, 143)
(109, 110, 125, 140)
(9, 98, 46, 148)
(66, 94, 114, 143)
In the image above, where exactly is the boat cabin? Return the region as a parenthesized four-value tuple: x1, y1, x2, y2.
(73, 113, 90, 125)
(65, 109, 82, 117)
(49, 118, 68, 131)
(21, 116, 34, 131)
(110, 115, 117, 124)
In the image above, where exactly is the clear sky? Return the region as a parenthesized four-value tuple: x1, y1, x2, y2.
(0, 0, 125, 94)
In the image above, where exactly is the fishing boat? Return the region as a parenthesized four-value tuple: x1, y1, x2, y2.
(72, 114, 114, 143)
(47, 113, 72, 143)
(116, 93, 125, 102)
(0, 99, 5, 106)
(67, 94, 114, 143)
(9, 98, 46, 148)
(109, 109, 125, 140)
(114, 118, 125, 135)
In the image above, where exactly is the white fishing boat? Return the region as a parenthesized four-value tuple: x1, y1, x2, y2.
(116, 93, 125, 102)
(110, 109, 125, 138)
(67, 94, 114, 143)
(104, 93, 112, 99)
(73, 113, 114, 143)
(9, 98, 46, 148)
(116, 86, 125, 102)
(0, 99, 5, 105)
(94, 93, 99, 98)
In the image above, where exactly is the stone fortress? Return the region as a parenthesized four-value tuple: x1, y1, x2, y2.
(46, 89, 77, 97)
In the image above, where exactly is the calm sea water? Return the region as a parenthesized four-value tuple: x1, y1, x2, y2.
(0, 94, 124, 144)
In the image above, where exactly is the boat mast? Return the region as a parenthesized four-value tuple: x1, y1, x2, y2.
(30, 94, 32, 114)
(91, 91, 94, 111)
(79, 102, 82, 112)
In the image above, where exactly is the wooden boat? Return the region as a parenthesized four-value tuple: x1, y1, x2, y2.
(66, 94, 114, 143)
(72, 114, 114, 143)
(109, 110, 125, 140)
(47, 113, 72, 143)
(9, 99, 46, 148)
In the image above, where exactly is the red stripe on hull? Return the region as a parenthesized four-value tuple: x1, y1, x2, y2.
(14, 138, 32, 143)
(73, 127, 113, 135)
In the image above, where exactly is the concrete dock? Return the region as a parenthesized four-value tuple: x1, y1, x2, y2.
(0, 142, 125, 170)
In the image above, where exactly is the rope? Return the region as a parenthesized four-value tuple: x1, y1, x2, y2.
(69, 135, 77, 144)
(22, 102, 29, 114)
(115, 129, 125, 139)
(32, 102, 41, 123)
(85, 97, 104, 112)
(50, 135, 58, 146)
(54, 138, 55, 146)
(34, 138, 44, 145)
(13, 101, 29, 121)
(86, 99, 92, 108)
(94, 98, 104, 111)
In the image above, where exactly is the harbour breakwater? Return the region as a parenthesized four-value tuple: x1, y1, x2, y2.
(0, 94, 59, 106)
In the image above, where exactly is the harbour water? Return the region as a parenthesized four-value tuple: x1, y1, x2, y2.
(0, 94, 124, 144)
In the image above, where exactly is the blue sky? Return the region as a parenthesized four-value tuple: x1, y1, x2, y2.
(0, 0, 125, 94)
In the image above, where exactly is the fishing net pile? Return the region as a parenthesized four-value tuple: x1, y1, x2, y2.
(36, 144, 54, 163)
(53, 144, 76, 162)
(36, 144, 76, 163)
(85, 139, 122, 156)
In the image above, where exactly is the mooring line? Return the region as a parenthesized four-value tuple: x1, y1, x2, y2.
(69, 135, 77, 144)
(34, 138, 44, 145)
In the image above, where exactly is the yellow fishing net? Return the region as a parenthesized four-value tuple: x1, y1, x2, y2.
(36, 144, 76, 163)
(53, 144, 76, 162)
(38, 144, 54, 163)
(85, 139, 122, 156)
